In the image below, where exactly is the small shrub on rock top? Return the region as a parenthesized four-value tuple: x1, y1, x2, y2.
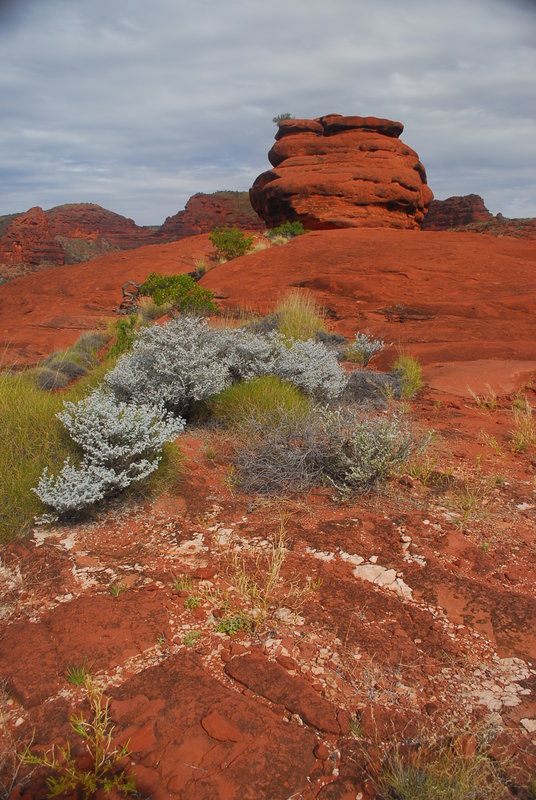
(32, 389, 184, 517)
(209, 226, 254, 261)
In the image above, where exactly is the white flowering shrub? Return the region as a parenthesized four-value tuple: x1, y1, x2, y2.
(272, 338, 348, 399)
(33, 390, 184, 516)
(346, 332, 385, 367)
(105, 317, 232, 414)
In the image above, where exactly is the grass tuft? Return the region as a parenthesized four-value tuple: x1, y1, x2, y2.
(209, 375, 311, 427)
(393, 355, 423, 399)
(275, 290, 326, 341)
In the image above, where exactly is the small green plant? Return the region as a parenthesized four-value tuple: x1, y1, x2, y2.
(510, 396, 535, 452)
(267, 221, 307, 239)
(215, 611, 253, 636)
(478, 430, 504, 457)
(275, 289, 326, 341)
(109, 582, 126, 598)
(393, 355, 423, 399)
(107, 314, 142, 360)
(139, 272, 217, 314)
(65, 662, 92, 687)
(209, 226, 254, 261)
(183, 630, 202, 648)
(184, 594, 201, 610)
(345, 332, 385, 368)
(21, 676, 135, 799)
(349, 717, 363, 738)
(172, 574, 193, 593)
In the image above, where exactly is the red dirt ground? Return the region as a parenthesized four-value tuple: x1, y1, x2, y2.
(1, 228, 536, 799)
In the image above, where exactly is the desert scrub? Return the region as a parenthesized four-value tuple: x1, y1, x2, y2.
(393, 355, 423, 399)
(209, 375, 311, 427)
(275, 289, 326, 341)
(21, 676, 135, 799)
(33, 389, 184, 518)
(234, 406, 331, 494)
(272, 337, 347, 399)
(209, 225, 254, 261)
(139, 271, 217, 314)
(323, 409, 417, 495)
(345, 332, 385, 367)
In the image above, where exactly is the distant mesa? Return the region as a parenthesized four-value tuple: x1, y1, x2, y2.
(249, 114, 434, 230)
(0, 192, 263, 282)
(421, 194, 493, 230)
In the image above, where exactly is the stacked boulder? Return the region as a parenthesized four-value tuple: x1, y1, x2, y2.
(250, 114, 433, 230)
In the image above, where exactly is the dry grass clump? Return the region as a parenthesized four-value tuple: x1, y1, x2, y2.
(510, 395, 536, 452)
(275, 289, 326, 341)
(30, 332, 110, 391)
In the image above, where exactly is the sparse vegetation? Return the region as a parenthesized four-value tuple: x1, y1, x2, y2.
(467, 383, 498, 412)
(183, 630, 202, 647)
(209, 226, 254, 261)
(65, 662, 92, 687)
(272, 112, 294, 124)
(393, 355, 423, 399)
(21, 676, 135, 799)
(215, 611, 253, 636)
(184, 594, 201, 610)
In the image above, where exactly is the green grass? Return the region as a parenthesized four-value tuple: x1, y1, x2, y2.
(393, 355, 424, 399)
(0, 371, 78, 544)
(275, 289, 326, 341)
(209, 375, 311, 427)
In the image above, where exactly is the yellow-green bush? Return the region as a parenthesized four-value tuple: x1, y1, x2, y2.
(209, 375, 311, 427)
(393, 355, 423, 399)
(275, 290, 326, 341)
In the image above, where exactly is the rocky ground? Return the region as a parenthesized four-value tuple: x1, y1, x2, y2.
(1, 227, 536, 798)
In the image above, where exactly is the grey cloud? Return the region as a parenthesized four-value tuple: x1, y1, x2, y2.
(0, 0, 534, 223)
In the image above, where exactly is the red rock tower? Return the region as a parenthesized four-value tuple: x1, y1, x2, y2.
(250, 114, 433, 230)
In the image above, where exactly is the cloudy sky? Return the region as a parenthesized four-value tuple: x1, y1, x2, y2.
(1, 0, 535, 224)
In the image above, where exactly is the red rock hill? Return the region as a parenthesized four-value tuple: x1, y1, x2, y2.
(422, 194, 493, 229)
(249, 114, 433, 230)
(0, 193, 262, 281)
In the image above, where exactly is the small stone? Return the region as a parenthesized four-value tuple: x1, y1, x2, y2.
(520, 718, 536, 733)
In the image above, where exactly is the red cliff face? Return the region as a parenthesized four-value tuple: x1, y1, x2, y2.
(160, 191, 264, 239)
(249, 114, 433, 230)
(421, 194, 494, 230)
(0, 207, 65, 274)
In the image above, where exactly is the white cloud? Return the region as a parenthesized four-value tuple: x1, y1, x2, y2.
(0, 0, 534, 223)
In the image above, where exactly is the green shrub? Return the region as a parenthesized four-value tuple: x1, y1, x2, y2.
(393, 355, 423, 399)
(267, 221, 307, 239)
(215, 612, 253, 636)
(209, 226, 254, 261)
(107, 315, 142, 361)
(140, 272, 217, 314)
(210, 375, 311, 427)
(272, 113, 294, 124)
(275, 290, 326, 341)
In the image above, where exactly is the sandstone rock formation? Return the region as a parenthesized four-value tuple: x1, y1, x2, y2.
(421, 194, 494, 230)
(160, 191, 264, 239)
(0, 193, 263, 281)
(249, 114, 434, 230)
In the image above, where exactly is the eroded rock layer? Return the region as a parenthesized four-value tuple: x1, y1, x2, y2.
(249, 114, 433, 230)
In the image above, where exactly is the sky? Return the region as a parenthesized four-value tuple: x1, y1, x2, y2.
(0, 0, 535, 225)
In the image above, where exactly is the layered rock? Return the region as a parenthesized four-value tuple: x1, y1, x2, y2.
(0, 206, 65, 273)
(249, 114, 433, 230)
(160, 191, 264, 239)
(421, 194, 493, 230)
